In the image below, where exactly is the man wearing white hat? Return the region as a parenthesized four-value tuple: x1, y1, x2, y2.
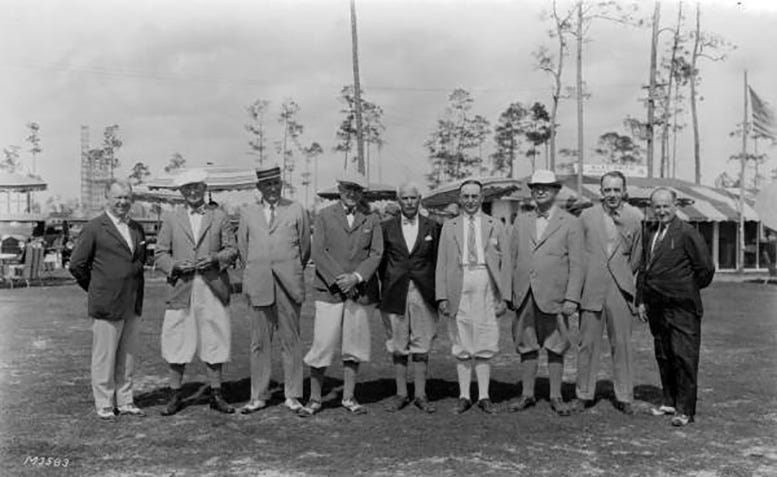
(236, 165, 311, 414)
(155, 168, 238, 415)
(509, 170, 583, 416)
(298, 172, 383, 416)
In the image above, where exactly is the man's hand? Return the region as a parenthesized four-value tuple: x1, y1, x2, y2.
(561, 300, 578, 317)
(195, 254, 219, 271)
(335, 273, 360, 294)
(345, 288, 359, 300)
(494, 300, 507, 317)
(438, 300, 450, 317)
(172, 259, 194, 275)
(637, 304, 648, 322)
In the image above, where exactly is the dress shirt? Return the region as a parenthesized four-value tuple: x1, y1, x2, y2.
(602, 204, 621, 255)
(188, 204, 205, 238)
(105, 209, 133, 252)
(343, 204, 355, 228)
(535, 205, 557, 240)
(401, 213, 419, 251)
(262, 200, 276, 226)
(651, 223, 668, 255)
(461, 212, 485, 265)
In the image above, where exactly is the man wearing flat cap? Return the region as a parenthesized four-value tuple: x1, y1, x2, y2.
(236, 165, 311, 414)
(299, 172, 383, 416)
(509, 170, 583, 416)
(155, 168, 238, 415)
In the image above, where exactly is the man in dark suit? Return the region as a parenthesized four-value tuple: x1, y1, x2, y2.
(379, 182, 440, 413)
(69, 180, 146, 420)
(299, 172, 383, 417)
(637, 187, 715, 427)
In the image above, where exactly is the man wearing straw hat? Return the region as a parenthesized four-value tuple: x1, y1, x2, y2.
(155, 168, 238, 416)
(298, 171, 383, 417)
(236, 164, 311, 414)
(509, 169, 583, 417)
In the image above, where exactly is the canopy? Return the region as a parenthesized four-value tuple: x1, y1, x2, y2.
(317, 182, 397, 202)
(132, 185, 185, 204)
(0, 172, 47, 192)
(422, 177, 520, 209)
(755, 181, 777, 230)
(146, 165, 257, 192)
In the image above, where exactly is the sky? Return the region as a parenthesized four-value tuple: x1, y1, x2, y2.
(2, 0, 777, 206)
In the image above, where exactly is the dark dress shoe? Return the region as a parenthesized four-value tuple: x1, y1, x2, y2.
(210, 388, 235, 414)
(550, 397, 571, 417)
(385, 395, 411, 412)
(613, 400, 634, 415)
(453, 397, 472, 415)
(477, 398, 498, 415)
(160, 390, 184, 416)
(413, 396, 436, 414)
(568, 398, 593, 413)
(508, 395, 537, 412)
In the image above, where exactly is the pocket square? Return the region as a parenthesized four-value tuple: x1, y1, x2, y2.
(424, 235, 432, 241)
(489, 237, 499, 245)
(363, 228, 371, 233)
(139, 241, 147, 245)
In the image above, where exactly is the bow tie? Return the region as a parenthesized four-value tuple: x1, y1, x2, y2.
(402, 217, 416, 226)
(189, 206, 206, 215)
(344, 208, 355, 215)
(536, 211, 550, 219)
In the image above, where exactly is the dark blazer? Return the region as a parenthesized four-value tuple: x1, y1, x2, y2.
(378, 214, 441, 314)
(69, 212, 146, 321)
(637, 216, 715, 315)
(312, 202, 383, 305)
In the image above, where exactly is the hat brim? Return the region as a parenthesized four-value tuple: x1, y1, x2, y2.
(337, 180, 366, 190)
(528, 182, 562, 188)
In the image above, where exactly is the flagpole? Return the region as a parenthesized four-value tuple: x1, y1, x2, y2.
(738, 70, 748, 273)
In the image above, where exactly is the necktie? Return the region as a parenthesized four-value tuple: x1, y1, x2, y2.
(651, 225, 665, 256)
(467, 216, 478, 265)
(269, 204, 276, 227)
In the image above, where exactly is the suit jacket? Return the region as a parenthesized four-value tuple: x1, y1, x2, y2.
(579, 203, 643, 312)
(312, 202, 383, 305)
(237, 198, 311, 307)
(69, 212, 146, 321)
(636, 216, 715, 315)
(435, 212, 510, 314)
(154, 204, 238, 309)
(510, 207, 584, 314)
(378, 214, 441, 314)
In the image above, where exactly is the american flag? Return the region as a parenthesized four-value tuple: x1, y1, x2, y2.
(749, 87, 776, 141)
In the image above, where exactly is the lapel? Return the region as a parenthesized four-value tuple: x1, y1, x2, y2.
(255, 203, 270, 232)
(480, 213, 493, 249)
(266, 200, 284, 234)
(101, 212, 132, 256)
(175, 207, 195, 244)
(451, 216, 463, 257)
(599, 204, 624, 261)
(128, 220, 142, 261)
(195, 208, 214, 248)
(649, 219, 674, 267)
(334, 204, 351, 233)
(535, 208, 562, 250)
(408, 215, 426, 256)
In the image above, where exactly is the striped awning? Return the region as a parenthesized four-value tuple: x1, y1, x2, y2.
(146, 165, 257, 192)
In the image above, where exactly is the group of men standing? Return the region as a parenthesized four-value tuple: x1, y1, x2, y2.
(69, 165, 714, 428)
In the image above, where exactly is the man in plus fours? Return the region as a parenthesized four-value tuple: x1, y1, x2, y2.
(154, 169, 239, 416)
(237, 165, 311, 414)
(299, 172, 384, 417)
(637, 187, 714, 427)
(69, 179, 147, 420)
(379, 182, 441, 414)
(509, 170, 583, 417)
(436, 179, 510, 415)
(570, 171, 643, 415)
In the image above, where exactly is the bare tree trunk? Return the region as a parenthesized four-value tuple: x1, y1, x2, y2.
(671, 78, 681, 178)
(662, 2, 683, 179)
(691, 2, 702, 184)
(576, 0, 584, 195)
(350, 0, 365, 175)
(647, 1, 660, 178)
(738, 70, 748, 273)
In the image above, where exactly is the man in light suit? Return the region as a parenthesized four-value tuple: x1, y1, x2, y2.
(237, 165, 311, 414)
(299, 172, 383, 417)
(637, 188, 714, 427)
(509, 170, 583, 416)
(570, 171, 643, 415)
(436, 179, 510, 415)
(69, 179, 146, 420)
(155, 169, 238, 416)
(379, 182, 441, 413)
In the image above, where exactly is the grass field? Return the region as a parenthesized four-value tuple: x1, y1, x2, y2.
(1, 274, 776, 476)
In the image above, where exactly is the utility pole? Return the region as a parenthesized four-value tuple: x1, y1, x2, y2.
(646, 1, 660, 178)
(575, 0, 584, 195)
(738, 70, 748, 273)
(350, 0, 366, 175)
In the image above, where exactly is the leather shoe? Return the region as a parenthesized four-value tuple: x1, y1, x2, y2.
(117, 403, 146, 417)
(477, 398, 497, 415)
(297, 399, 322, 418)
(385, 395, 411, 412)
(613, 400, 634, 415)
(568, 398, 593, 413)
(413, 396, 436, 414)
(210, 388, 235, 414)
(453, 397, 472, 415)
(341, 398, 367, 415)
(160, 390, 185, 416)
(671, 413, 693, 427)
(240, 399, 267, 415)
(96, 407, 116, 420)
(508, 395, 536, 412)
(550, 397, 571, 417)
(283, 398, 303, 412)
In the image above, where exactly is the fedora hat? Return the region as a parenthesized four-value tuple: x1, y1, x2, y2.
(528, 169, 561, 188)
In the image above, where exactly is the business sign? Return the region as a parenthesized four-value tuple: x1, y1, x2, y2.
(571, 163, 648, 177)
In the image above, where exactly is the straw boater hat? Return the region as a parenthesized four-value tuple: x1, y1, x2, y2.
(174, 168, 208, 188)
(336, 171, 368, 190)
(527, 169, 562, 188)
(255, 164, 281, 182)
